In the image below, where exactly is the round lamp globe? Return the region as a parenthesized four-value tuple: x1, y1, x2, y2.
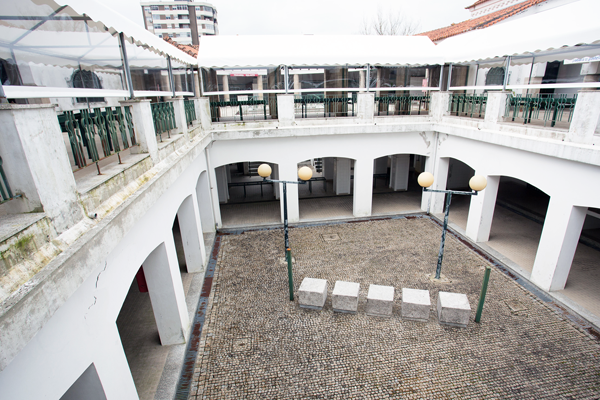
(257, 163, 272, 178)
(417, 172, 434, 188)
(298, 166, 313, 181)
(469, 175, 488, 191)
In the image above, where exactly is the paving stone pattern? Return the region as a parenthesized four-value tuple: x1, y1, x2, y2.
(189, 218, 600, 399)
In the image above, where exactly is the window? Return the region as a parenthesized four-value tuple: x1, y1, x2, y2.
(150, 5, 159, 10)
(154, 24, 162, 29)
(164, 5, 170, 10)
(205, 7, 212, 12)
(195, 6, 201, 11)
(72, 70, 105, 103)
(178, 15, 186, 19)
(158, 34, 163, 38)
(197, 16, 202, 19)
(175, 5, 187, 10)
(187, 32, 191, 37)
(144, 7, 150, 12)
(165, 16, 171, 20)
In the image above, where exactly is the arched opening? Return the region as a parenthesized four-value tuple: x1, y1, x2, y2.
(214, 161, 280, 227)
(371, 154, 424, 216)
(297, 157, 355, 221)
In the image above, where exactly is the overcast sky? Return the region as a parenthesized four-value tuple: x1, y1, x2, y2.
(106, 0, 474, 35)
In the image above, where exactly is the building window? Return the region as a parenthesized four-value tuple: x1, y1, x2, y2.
(187, 32, 191, 37)
(164, 5, 170, 10)
(72, 69, 105, 103)
(165, 16, 171, 20)
(175, 5, 187, 10)
(158, 34, 162, 38)
(150, 5, 158, 10)
(144, 7, 150, 12)
(205, 7, 212, 12)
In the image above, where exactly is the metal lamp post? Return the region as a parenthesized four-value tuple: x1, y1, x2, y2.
(418, 172, 488, 280)
(258, 163, 313, 301)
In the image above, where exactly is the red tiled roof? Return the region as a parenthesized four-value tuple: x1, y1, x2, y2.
(162, 36, 198, 58)
(465, 0, 489, 9)
(417, 0, 546, 42)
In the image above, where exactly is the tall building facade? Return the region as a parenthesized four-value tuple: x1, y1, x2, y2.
(140, 0, 218, 46)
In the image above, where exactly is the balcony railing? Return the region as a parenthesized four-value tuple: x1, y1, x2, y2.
(504, 94, 577, 128)
(0, 156, 13, 203)
(57, 106, 137, 170)
(209, 98, 277, 122)
(151, 102, 177, 141)
(449, 94, 487, 119)
(184, 99, 196, 126)
(374, 95, 430, 116)
(294, 95, 356, 118)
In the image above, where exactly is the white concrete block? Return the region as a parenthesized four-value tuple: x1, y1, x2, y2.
(437, 292, 471, 328)
(366, 284, 394, 317)
(332, 281, 360, 314)
(298, 278, 328, 310)
(401, 288, 430, 322)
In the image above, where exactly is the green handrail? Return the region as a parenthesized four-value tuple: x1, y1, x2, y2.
(184, 99, 196, 126)
(151, 102, 177, 140)
(209, 98, 273, 122)
(504, 93, 577, 128)
(294, 95, 356, 118)
(374, 95, 430, 116)
(449, 94, 487, 118)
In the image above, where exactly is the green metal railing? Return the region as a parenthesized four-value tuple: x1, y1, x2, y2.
(295, 95, 356, 118)
(151, 101, 176, 141)
(375, 95, 430, 116)
(209, 98, 275, 122)
(504, 94, 577, 128)
(0, 156, 13, 203)
(58, 106, 137, 171)
(184, 99, 196, 126)
(449, 94, 487, 118)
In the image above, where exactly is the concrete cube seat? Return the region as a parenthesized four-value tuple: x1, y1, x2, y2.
(437, 291, 471, 328)
(366, 284, 395, 317)
(298, 278, 328, 310)
(401, 288, 431, 322)
(332, 281, 360, 314)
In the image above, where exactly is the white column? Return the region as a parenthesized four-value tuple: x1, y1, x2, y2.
(353, 158, 373, 217)
(257, 75, 264, 100)
(222, 75, 230, 101)
(333, 158, 352, 195)
(567, 90, 600, 145)
(389, 154, 410, 191)
(197, 97, 212, 133)
(465, 175, 499, 242)
(169, 96, 189, 140)
(120, 99, 159, 163)
(143, 241, 190, 345)
(215, 166, 229, 203)
(278, 162, 300, 223)
(192, 98, 201, 126)
(429, 92, 450, 121)
(0, 104, 84, 233)
(277, 94, 295, 127)
(293, 74, 300, 98)
(483, 92, 510, 126)
(177, 195, 206, 273)
(207, 156, 222, 228)
(93, 326, 139, 400)
(196, 171, 215, 233)
(357, 92, 374, 122)
(428, 157, 449, 214)
(531, 198, 587, 291)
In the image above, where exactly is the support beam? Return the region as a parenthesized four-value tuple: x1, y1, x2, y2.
(353, 158, 373, 217)
(531, 199, 587, 291)
(389, 154, 410, 191)
(120, 99, 159, 163)
(279, 162, 300, 223)
(466, 175, 499, 242)
(333, 157, 352, 195)
(176, 195, 206, 273)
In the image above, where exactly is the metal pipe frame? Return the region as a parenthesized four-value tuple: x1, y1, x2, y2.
(118, 32, 135, 99)
(167, 55, 176, 98)
(503, 56, 512, 91)
(423, 187, 478, 279)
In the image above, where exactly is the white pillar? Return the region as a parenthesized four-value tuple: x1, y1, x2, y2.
(429, 92, 450, 121)
(215, 165, 229, 203)
(293, 74, 300, 98)
(169, 97, 189, 140)
(207, 155, 222, 228)
(427, 157, 449, 214)
(333, 158, 352, 195)
(357, 92, 374, 122)
(196, 171, 215, 233)
(257, 75, 264, 100)
(120, 99, 159, 163)
(279, 162, 300, 223)
(197, 97, 212, 133)
(192, 98, 201, 126)
(277, 94, 295, 127)
(465, 175, 499, 242)
(272, 163, 280, 200)
(531, 198, 587, 291)
(484, 92, 510, 126)
(177, 195, 206, 273)
(0, 104, 84, 233)
(389, 154, 410, 191)
(143, 241, 190, 345)
(353, 158, 373, 217)
(222, 75, 230, 101)
(567, 90, 600, 145)
(93, 326, 139, 400)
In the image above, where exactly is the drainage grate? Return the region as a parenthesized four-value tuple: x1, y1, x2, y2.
(505, 300, 527, 313)
(322, 233, 341, 242)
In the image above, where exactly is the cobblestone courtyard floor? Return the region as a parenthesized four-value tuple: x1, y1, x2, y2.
(189, 217, 600, 399)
